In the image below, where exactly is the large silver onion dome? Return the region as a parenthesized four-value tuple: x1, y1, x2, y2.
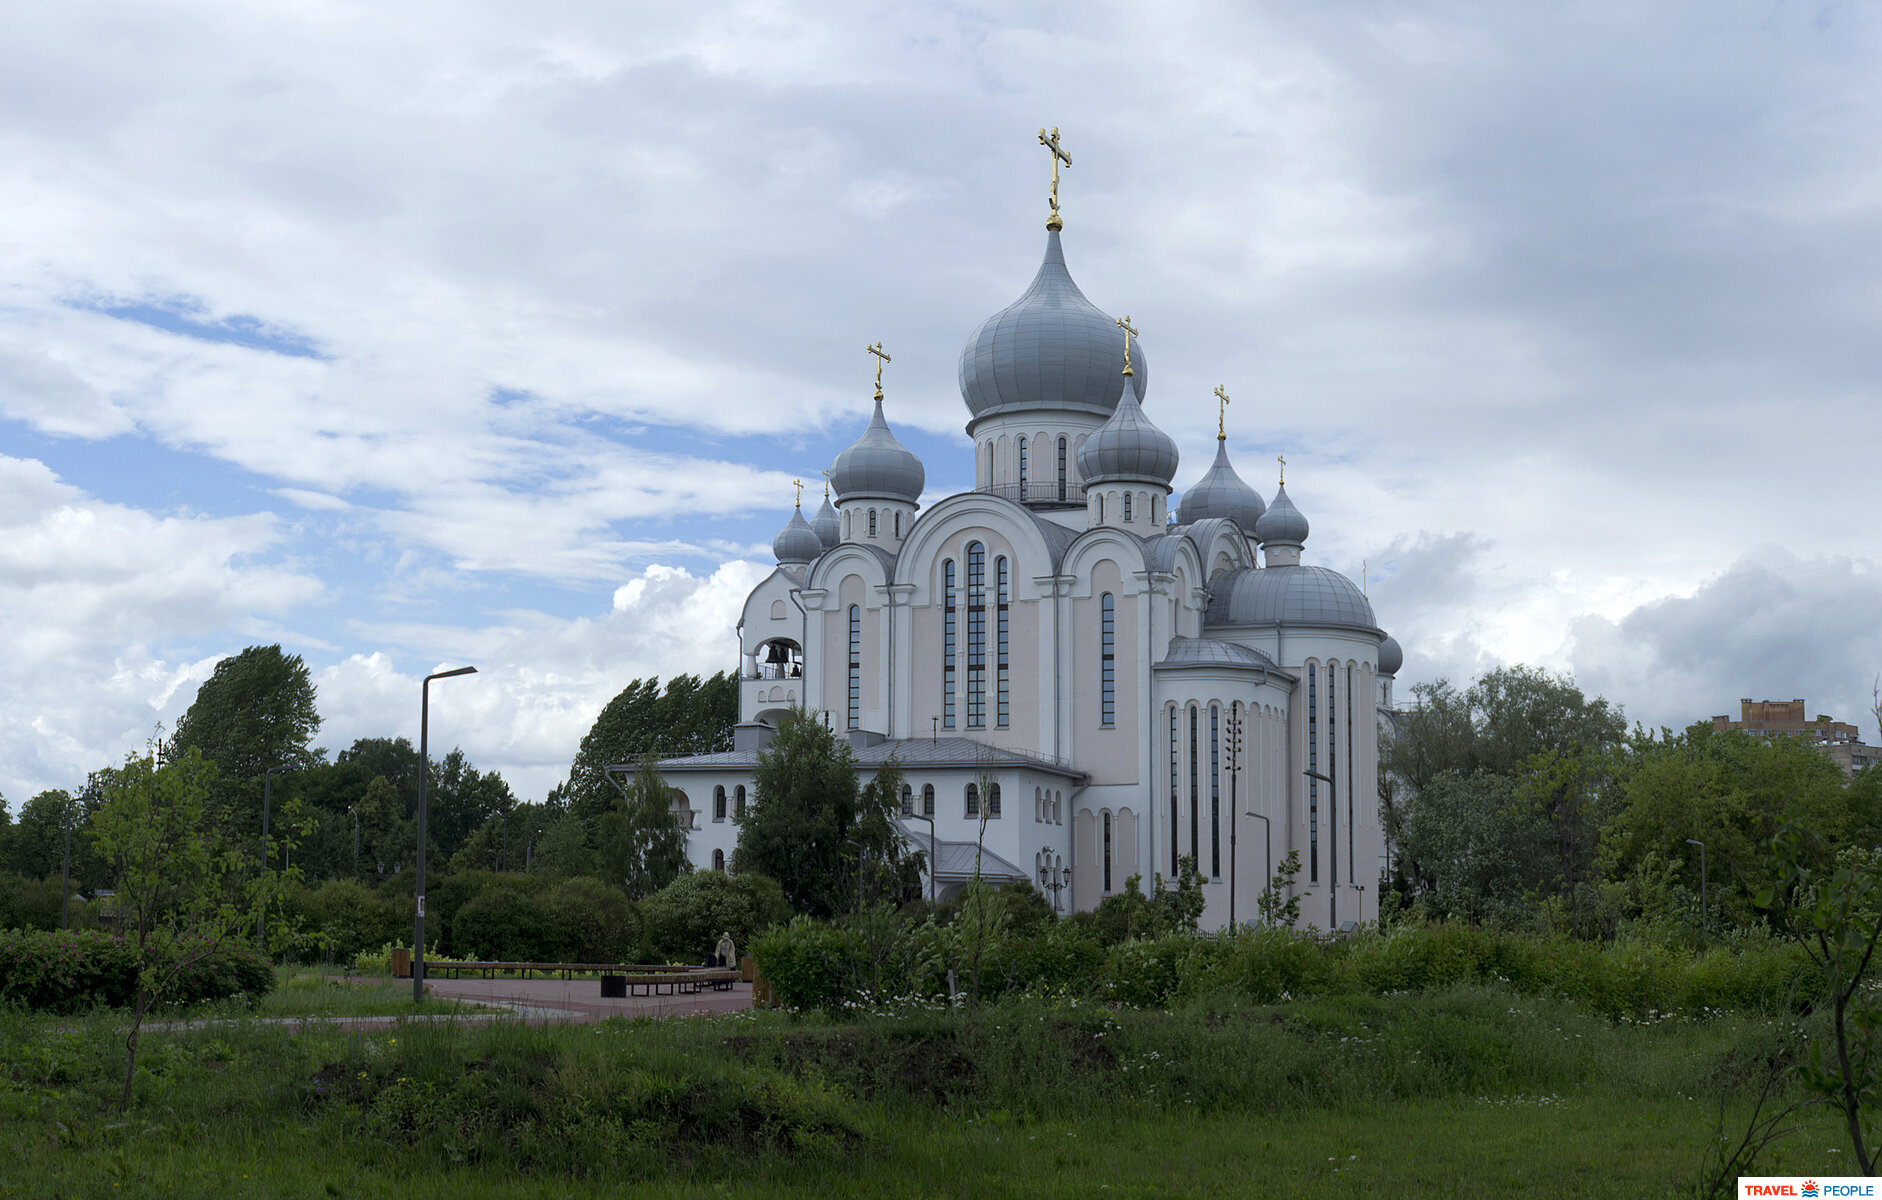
(1177, 440, 1267, 528)
(1378, 634, 1403, 677)
(1253, 483, 1310, 546)
(830, 397, 925, 504)
(810, 491, 840, 551)
(1204, 566, 1378, 632)
(772, 506, 822, 564)
(1075, 370, 1178, 487)
(958, 230, 1148, 423)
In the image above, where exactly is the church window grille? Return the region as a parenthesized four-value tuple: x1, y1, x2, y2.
(868, 509, 877, 537)
(922, 783, 935, 817)
(735, 785, 746, 818)
(996, 557, 1010, 727)
(1169, 705, 1180, 876)
(965, 783, 980, 819)
(1123, 492, 1133, 522)
(1308, 665, 1319, 884)
(847, 605, 861, 730)
(1100, 593, 1116, 726)
(1103, 811, 1113, 892)
(942, 560, 957, 729)
(1210, 705, 1221, 877)
(1188, 706, 1199, 863)
(713, 786, 726, 821)
(1057, 437, 1068, 501)
(966, 542, 987, 728)
(1017, 437, 1029, 501)
(901, 784, 913, 816)
(987, 783, 1001, 818)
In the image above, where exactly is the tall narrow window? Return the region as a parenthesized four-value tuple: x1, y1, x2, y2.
(1096, 494, 1104, 523)
(894, 511, 901, 537)
(987, 784, 1001, 818)
(868, 509, 877, 537)
(901, 784, 913, 816)
(1100, 593, 1116, 726)
(1347, 663, 1357, 886)
(966, 542, 986, 728)
(847, 605, 861, 730)
(996, 557, 1010, 727)
(965, 783, 980, 818)
(942, 560, 957, 729)
(1210, 705, 1221, 877)
(1017, 437, 1029, 500)
(1057, 436, 1068, 501)
(1169, 705, 1180, 876)
(712, 849, 725, 873)
(714, 786, 726, 821)
(1328, 664, 1337, 891)
(735, 785, 746, 818)
(922, 783, 935, 817)
(1188, 706, 1199, 863)
(1123, 492, 1133, 522)
(1308, 665, 1319, 884)
(1103, 811, 1113, 892)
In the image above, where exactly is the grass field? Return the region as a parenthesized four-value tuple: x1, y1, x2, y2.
(0, 982, 1852, 1199)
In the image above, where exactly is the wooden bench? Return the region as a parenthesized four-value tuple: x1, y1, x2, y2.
(615, 969, 741, 997)
(408, 960, 704, 981)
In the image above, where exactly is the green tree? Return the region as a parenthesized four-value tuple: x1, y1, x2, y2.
(734, 709, 914, 918)
(562, 673, 737, 823)
(7, 789, 74, 879)
(597, 756, 691, 900)
(170, 645, 322, 839)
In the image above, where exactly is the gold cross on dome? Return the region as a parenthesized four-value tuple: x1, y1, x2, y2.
(792, 478, 803, 507)
(1276, 454, 1286, 486)
(1116, 314, 1139, 376)
(866, 341, 891, 398)
(1038, 126, 1072, 230)
(821, 467, 832, 499)
(1214, 384, 1231, 441)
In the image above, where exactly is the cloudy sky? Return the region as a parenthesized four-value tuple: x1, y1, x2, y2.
(4, 1, 1880, 808)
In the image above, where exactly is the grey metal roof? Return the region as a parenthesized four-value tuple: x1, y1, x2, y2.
(1075, 373, 1178, 487)
(655, 735, 1087, 782)
(1378, 634, 1403, 677)
(899, 827, 1029, 882)
(1253, 484, 1309, 546)
(810, 493, 840, 551)
(1141, 531, 1185, 573)
(831, 397, 925, 504)
(771, 506, 822, 564)
(1178, 439, 1267, 528)
(1203, 564, 1379, 632)
(1155, 636, 1282, 672)
(958, 229, 1149, 425)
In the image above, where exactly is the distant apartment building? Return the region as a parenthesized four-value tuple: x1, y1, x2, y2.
(1710, 698, 1878, 775)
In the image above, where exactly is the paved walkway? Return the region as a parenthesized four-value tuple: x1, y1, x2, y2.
(408, 974, 755, 1024)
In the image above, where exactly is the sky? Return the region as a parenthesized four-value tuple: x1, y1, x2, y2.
(3, 1, 1881, 809)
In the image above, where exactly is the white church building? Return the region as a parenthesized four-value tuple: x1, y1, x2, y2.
(655, 177, 1402, 932)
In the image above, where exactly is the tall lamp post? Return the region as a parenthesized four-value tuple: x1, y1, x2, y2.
(61, 796, 73, 931)
(1304, 769, 1337, 930)
(1685, 837, 1708, 931)
(902, 809, 937, 907)
(415, 665, 478, 1003)
(259, 764, 299, 949)
(1245, 810, 1272, 925)
(1037, 846, 1070, 913)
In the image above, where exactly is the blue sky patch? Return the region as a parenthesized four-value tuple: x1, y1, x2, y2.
(78, 294, 327, 359)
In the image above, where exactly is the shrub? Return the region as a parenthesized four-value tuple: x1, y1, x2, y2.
(641, 871, 790, 964)
(0, 872, 70, 932)
(541, 877, 645, 963)
(0, 929, 273, 1013)
(1224, 925, 1331, 1001)
(752, 917, 863, 1011)
(283, 879, 403, 964)
(452, 888, 569, 962)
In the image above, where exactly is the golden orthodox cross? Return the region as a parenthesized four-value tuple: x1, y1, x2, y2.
(866, 341, 891, 397)
(821, 467, 832, 499)
(1116, 314, 1139, 375)
(1276, 454, 1286, 486)
(792, 478, 803, 507)
(1038, 126, 1071, 230)
(1214, 384, 1231, 440)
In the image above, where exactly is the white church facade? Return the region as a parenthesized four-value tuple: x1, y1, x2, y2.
(655, 172, 1402, 932)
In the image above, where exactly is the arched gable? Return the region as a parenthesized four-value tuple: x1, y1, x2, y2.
(804, 540, 895, 594)
(1060, 526, 1152, 599)
(739, 566, 806, 659)
(893, 493, 1067, 605)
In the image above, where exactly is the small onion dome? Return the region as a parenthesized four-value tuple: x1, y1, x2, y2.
(830, 397, 925, 504)
(1203, 566, 1378, 632)
(1378, 634, 1403, 677)
(810, 491, 840, 551)
(1075, 374, 1178, 487)
(1253, 483, 1309, 546)
(958, 229, 1148, 423)
(771, 506, 822, 564)
(1177, 440, 1267, 528)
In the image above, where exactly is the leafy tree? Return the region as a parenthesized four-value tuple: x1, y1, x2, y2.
(562, 673, 737, 822)
(1256, 850, 1303, 927)
(597, 756, 691, 900)
(7, 789, 74, 879)
(1395, 773, 1550, 924)
(170, 645, 322, 839)
(734, 708, 914, 918)
(640, 870, 791, 962)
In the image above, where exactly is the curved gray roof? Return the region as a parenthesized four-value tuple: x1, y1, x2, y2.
(1141, 531, 1186, 573)
(1075, 372, 1178, 487)
(958, 229, 1148, 425)
(771, 506, 822, 564)
(1155, 636, 1281, 671)
(1378, 634, 1403, 677)
(810, 493, 840, 551)
(831, 397, 925, 504)
(1253, 483, 1309, 546)
(1204, 565, 1378, 632)
(1178, 439, 1267, 528)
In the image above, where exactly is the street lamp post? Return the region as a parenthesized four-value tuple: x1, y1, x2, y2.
(61, 799, 72, 931)
(415, 665, 478, 1004)
(1304, 769, 1336, 930)
(1685, 837, 1708, 930)
(1245, 811, 1272, 925)
(1037, 847, 1070, 913)
(260, 764, 299, 949)
(903, 810, 937, 907)
(349, 805, 360, 871)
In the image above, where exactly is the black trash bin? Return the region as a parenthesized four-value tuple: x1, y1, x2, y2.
(600, 975, 626, 999)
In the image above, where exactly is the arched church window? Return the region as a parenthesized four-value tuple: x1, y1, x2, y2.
(1017, 437, 1029, 501)
(922, 783, 935, 817)
(735, 785, 746, 818)
(894, 511, 901, 538)
(1095, 493, 1104, 523)
(966, 542, 986, 728)
(1188, 705, 1200, 865)
(1103, 811, 1113, 893)
(868, 509, 877, 537)
(942, 559, 957, 729)
(965, 782, 980, 818)
(1035, 786, 1043, 822)
(901, 783, 913, 816)
(844, 510, 852, 538)
(987, 783, 1001, 818)
(847, 605, 861, 730)
(1123, 493, 1133, 522)
(714, 786, 727, 821)
(1169, 704, 1180, 877)
(1100, 593, 1116, 726)
(1057, 437, 1068, 501)
(1210, 705, 1221, 877)
(1308, 661, 1319, 884)
(712, 849, 725, 873)
(996, 556, 1010, 728)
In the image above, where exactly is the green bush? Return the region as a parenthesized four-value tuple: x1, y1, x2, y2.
(752, 917, 863, 1011)
(1223, 925, 1332, 1001)
(541, 877, 645, 963)
(0, 929, 273, 1013)
(640, 871, 790, 963)
(451, 888, 569, 962)
(283, 879, 403, 964)
(0, 872, 71, 932)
